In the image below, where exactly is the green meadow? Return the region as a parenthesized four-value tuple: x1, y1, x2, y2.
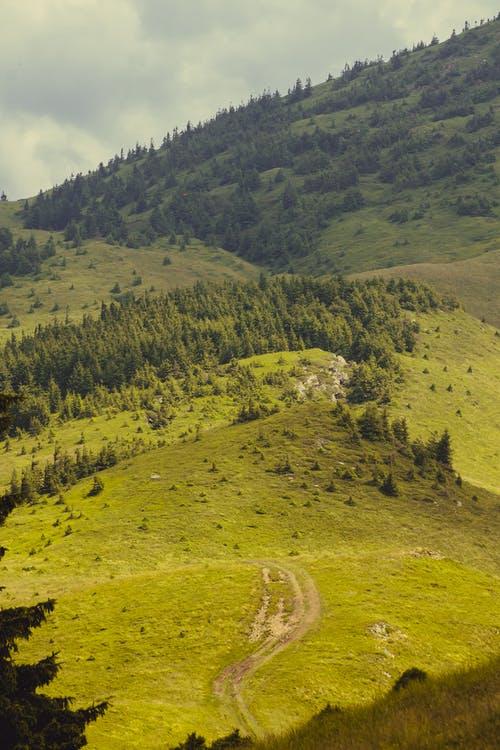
(253, 655, 500, 750)
(391, 310, 500, 493)
(2, 392, 498, 748)
(1, 20, 500, 750)
(0, 201, 257, 346)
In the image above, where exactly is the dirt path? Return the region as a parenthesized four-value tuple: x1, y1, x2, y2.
(213, 562, 321, 738)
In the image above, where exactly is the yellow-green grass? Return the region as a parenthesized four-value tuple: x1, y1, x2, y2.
(0, 407, 160, 491)
(12, 562, 258, 749)
(352, 247, 500, 328)
(0, 349, 337, 494)
(239, 348, 337, 377)
(247, 553, 498, 734)
(253, 655, 500, 750)
(2, 401, 499, 747)
(0, 232, 258, 345)
(391, 309, 500, 493)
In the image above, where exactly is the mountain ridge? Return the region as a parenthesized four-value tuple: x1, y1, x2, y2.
(1, 18, 499, 337)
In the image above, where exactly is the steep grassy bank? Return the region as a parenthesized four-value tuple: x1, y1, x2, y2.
(252, 656, 500, 750)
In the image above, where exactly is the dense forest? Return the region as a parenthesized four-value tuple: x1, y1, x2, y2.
(18, 18, 500, 271)
(0, 276, 442, 434)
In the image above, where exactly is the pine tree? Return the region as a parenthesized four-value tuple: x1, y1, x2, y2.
(380, 471, 399, 496)
(0, 393, 107, 748)
(435, 429, 452, 467)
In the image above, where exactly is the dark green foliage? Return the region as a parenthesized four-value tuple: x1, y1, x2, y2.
(236, 400, 272, 423)
(172, 735, 207, 750)
(171, 729, 251, 749)
(0, 231, 55, 281)
(380, 471, 399, 496)
(411, 429, 453, 472)
(435, 429, 452, 467)
(0, 608, 107, 749)
(0, 277, 438, 422)
(88, 475, 104, 496)
(21, 441, 119, 499)
(392, 417, 409, 446)
(0, 393, 20, 437)
(456, 193, 495, 217)
(348, 360, 390, 404)
(357, 404, 385, 441)
(210, 730, 252, 749)
(392, 667, 428, 691)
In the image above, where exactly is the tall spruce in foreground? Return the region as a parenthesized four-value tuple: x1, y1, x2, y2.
(0, 393, 107, 749)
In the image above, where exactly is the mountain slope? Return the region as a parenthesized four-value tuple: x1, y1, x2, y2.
(3, 398, 499, 749)
(1, 19, 499, 339)
(353, 247, 500, 328)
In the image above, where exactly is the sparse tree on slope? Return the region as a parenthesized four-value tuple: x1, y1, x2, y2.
(435, 428, 452, 467)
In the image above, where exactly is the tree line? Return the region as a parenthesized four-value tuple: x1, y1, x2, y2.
(17, 19, 499, 269)
(0, 277, 441, 433)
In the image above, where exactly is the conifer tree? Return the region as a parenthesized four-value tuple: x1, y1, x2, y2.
(435, 428, 452, 467)
(0, 393, 107, 748)
(380, 471, 399, 496)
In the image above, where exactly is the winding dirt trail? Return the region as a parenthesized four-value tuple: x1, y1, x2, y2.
(213, 562, 321, 738)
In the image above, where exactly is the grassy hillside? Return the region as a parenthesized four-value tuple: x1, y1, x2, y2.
(0, 200, 258, 344)
(391, 309, 500, 492)
(2, 394, 498, 748)
(252, 655, 500, 750)
(0, 18, 499, 750)
(2, 306, 497, 499)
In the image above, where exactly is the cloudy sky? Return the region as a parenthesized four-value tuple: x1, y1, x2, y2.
(1, 0, 498, 200)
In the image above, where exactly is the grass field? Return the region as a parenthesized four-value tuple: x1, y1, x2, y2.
(253, 655, 500, 750)
(391, 309, 500, 493)
(2, 395, 499, 748)
(1, 25, 499, 748)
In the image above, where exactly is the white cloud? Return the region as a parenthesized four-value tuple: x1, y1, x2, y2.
(0, 113, 109, 199)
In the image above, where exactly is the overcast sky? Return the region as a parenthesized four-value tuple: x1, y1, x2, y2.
(1, 0, 498, 200)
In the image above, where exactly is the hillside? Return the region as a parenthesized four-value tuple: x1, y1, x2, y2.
(1, 18, 499, 339)
(1, 288, 498, 748)
(2, 394, 498, 749)
(1, 288, 499, 747)
(353, 248, 500, 328)
(392, 311, 500, 492)
(251, 655, 500, 750)
(0, 16, 499, 750)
